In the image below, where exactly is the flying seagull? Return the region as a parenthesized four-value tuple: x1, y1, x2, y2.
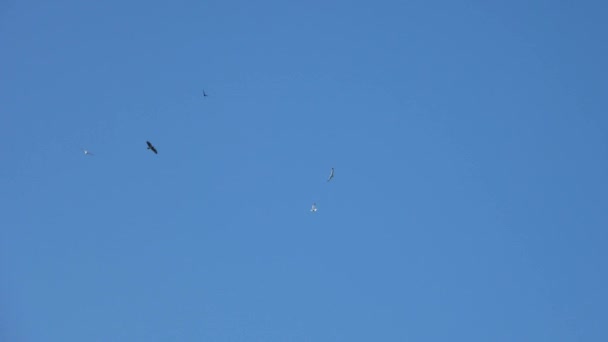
(327, 167, 334, 182)
(146, 141, 158, 154)
(310, 203, 318, 213)
(82, 148, 94, 156)
(203, 90, 208, 97)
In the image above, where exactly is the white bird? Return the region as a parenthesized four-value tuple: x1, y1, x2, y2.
(82, 148, 94, 156)
(327, 167, 334, 182)
(310, 203, 318, 212)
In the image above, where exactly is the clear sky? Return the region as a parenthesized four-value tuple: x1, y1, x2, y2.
(1, 0, 607, 341)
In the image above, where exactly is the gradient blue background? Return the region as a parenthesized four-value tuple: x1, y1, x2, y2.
(1, 0, 607, 341)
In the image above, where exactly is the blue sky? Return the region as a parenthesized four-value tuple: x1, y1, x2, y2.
(1, 0, 607, 340)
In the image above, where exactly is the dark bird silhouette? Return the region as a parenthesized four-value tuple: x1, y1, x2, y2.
(203, 90, 208, 97)
(146, 141, 158, 154)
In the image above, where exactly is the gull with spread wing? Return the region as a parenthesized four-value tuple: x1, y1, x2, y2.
(327, 167, 334, 182)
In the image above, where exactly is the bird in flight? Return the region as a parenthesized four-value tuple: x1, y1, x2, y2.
(203, 90, 208, 97)
(327, 167, 334, 182)
(146, 141, 158, 154)
(310, 203, 318, 213)
(82, 148, 94, 156)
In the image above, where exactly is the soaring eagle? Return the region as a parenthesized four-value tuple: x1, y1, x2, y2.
(146, 141, 158, 154)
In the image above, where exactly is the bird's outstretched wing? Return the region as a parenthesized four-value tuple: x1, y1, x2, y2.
(327, 168, 334, 181)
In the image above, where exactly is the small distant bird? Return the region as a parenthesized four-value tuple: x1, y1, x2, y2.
(146, 141, 158, 154)
(310, 203, 318, 212)
(82, 148, 94, 156)
(203, 90, 208, 97)
(327, 167, 334, 182)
